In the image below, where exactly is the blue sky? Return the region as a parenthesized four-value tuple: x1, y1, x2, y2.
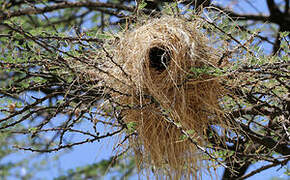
(1, 0, 289, 179)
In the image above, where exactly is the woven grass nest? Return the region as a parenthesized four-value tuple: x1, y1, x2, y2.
(102, 16, 226, 179)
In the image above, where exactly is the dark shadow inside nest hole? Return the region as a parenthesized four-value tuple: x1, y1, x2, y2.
(149, 46, 171, 72)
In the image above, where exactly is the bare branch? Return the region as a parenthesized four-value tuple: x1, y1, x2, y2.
(0, 1, 134, 21)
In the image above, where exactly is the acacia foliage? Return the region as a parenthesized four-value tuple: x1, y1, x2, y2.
(0, 0, 289, 179)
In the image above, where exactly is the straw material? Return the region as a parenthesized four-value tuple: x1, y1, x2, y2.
(103, 16, 225, 179)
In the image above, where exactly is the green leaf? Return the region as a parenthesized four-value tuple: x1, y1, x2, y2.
(127, 122, 137, 133)
(138, 0, 147, 9)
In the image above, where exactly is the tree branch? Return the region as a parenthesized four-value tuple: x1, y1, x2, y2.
(238, 122, 290, 156)
(285, 0, 290, 14)
(212, 5, 269, 22)
(267, 0, 282, 15)
(237, 158, 289, 180)
(0, 1, 134, 21)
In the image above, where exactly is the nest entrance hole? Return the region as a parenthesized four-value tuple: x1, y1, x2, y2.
(149, 46, 171, 72)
